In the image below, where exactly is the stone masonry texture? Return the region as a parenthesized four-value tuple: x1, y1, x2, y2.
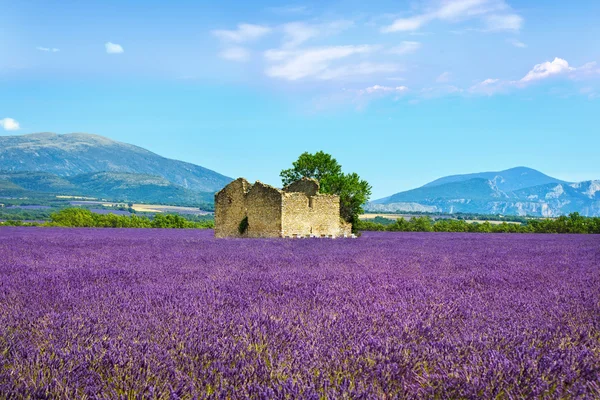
(214, 177, 352, 238)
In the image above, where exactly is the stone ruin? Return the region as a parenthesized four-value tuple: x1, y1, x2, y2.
(214, 177, 352, 238)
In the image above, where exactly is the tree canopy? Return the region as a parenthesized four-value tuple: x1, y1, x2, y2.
(280, 151, 371, 232)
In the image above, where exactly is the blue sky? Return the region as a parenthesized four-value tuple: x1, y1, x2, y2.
(1, 0, 599, 199)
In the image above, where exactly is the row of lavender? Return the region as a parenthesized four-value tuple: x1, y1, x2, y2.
(1, 228, 598, 398)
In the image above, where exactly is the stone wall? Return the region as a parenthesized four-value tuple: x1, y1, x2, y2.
(283, 178, 319, 197)
(309, 194, 350, 237)
(214, 178, 250, 238)
(281, 192, 351, 237)
(215, 177, 352, 238)
(246, 182, 283, 238)
(281, 192, 313, 237)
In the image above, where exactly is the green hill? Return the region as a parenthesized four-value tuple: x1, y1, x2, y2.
(0, 171, 214, 207)
(0, 132, 232, 193)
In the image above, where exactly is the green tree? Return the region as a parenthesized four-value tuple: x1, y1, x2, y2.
(280, 151, 342, 186)
(50, 208, 95, 227)
(280, 151, 371, 232)
(408, 216, 433, 232)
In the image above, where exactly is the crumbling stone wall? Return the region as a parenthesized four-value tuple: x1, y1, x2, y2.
(246, 182, 282, 238)
(214, 178, 250, 238)
(281, 192, 313, 237)
(215, 177, 351, 238)
(283, 178, 319, 197)
(309, 194, 345, 237)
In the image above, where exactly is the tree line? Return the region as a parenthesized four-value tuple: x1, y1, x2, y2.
(357, 213, 600, 234)
(0, 208, 214, 229)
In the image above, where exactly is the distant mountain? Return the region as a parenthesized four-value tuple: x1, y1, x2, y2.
(422, 166, 569, 192)
(0, 132, 232, 193)
(68, 172, 213, 205)
(0, 171, 76, 193)
(0, 179, 29, 197)
(374, 178, 502, 205)
(0, 171, 214, 206)
(369, 168, 600, 217)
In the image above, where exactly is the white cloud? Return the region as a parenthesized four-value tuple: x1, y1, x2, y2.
(436, 71, 452, 82)
(105, 42, 124, 54)
(469, 78, 504, 95)
(382, 0, 522, 33)
(436, 0, 504, 20)
(520, 57, 574, 83)
(574, 62, 600, 79)
(382, 15, 429, 33)
(360, 85, 409, 95)
(264, 45, 381, 80)
(219, 47, 251, 62)
(318, 62, 398, 80)
(36, 47, 60, 52)
(0, 118, 20, 131)
(389, 41, 422, 55)
(508, 38, 527, 48)
(468, 58, 599, 96)
(483, 14, 523, 31)
(481, 78, 499, 85)
(281, 20, 353, 48)
(212, 24, 271, 43)
(282, 22, 320, 48)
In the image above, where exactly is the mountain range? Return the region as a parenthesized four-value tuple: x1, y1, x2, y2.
(368, 167, 600, 217)
(1, 133, 598, 217)
(0, 133, 231, 206)
(0, 133, 231, 192)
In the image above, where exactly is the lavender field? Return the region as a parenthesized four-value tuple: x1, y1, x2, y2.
(1, 228, 599, 398)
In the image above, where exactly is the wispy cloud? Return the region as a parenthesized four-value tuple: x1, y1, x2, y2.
(264, 45, 385, 80)
(420, 85, 464, 99)
(483, 14, 522, 31)
(580, 87, 599, 100)
(105, 42, 124, 54)
(318, 62, 398, 80)
(281, 22, 319, 48)
(469, 78, 505, 95)
(388, 41, 422, 55)
(508, 38, 527, 48)
(573, 62, 600, 79)
(281, 20, 353, 48)
(219, 47, 251, 62)
(382, 0, 522, 33)
(212, 24, 271, 43)
(36, 47, 60, 52)
(267, 5, 309, 15)
(0, 118, 20, 131)
(436, 71, 452, 82)
(359, 85, 409, 95)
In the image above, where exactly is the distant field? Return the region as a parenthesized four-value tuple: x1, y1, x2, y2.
(361, 213, 522, 224)
(70, 200, 212, 215)
(56, 195, 97, 200)
(360, 213, 419, 220)
(464, 219, 521, 225)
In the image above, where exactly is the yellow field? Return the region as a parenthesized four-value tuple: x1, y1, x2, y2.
(130, 204, 211, 215)
(359, 213, 411, 220)
(70, 200, 211, 215)
(56, 195, 97, 200)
